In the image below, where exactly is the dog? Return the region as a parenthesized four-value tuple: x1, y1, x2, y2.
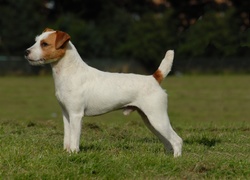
(25, 28, 183, 157)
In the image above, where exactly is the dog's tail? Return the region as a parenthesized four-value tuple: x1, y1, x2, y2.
(153, 50, 174, 84)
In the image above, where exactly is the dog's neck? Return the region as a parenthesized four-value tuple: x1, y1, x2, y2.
(51, 41, 88, 77)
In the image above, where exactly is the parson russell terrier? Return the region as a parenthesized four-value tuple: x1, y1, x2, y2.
(24, 28, 182, 157)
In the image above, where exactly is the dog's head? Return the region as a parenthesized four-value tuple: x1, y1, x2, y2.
(25, 28, 71, 66)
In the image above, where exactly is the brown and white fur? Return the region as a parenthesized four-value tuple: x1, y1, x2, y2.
(25, 28, 183, 157)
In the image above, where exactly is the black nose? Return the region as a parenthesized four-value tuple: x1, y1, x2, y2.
(25, 49, 30, 56)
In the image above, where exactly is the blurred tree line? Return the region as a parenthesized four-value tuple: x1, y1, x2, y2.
(0, 0, 249, 73)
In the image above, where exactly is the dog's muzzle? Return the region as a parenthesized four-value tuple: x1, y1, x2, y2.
(24, 49, 45, 66)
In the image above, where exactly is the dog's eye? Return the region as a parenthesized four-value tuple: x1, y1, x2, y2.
(41, 42, 49, 47)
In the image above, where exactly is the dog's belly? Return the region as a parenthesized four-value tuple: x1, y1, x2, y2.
(84, 90, 136, 116)
(84, 105, 124, 116)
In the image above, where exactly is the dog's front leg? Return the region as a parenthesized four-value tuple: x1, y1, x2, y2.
(62, 110, 70, 152)
(69, 113, 83, 152)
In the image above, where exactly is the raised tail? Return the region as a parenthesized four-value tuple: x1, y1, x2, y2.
(153, 50, 174, 84)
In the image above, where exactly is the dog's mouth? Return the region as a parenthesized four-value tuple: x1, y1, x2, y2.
(26, 57, 59, 66)
(27, 58, 46, 66)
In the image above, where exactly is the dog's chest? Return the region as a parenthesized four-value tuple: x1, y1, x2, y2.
(54, 77, 81, 105)
(55, 88, 67, 103)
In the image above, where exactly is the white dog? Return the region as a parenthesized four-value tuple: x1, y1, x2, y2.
(25, 28, 183, 157)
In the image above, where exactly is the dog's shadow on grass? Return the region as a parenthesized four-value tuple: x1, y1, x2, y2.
(80, 144, 102, 152)
(184, 136, 221, 148)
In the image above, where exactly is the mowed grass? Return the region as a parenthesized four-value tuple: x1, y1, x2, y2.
(0, 75, 249, 179)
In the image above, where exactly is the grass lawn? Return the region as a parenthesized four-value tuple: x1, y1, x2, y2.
(0, 75, 249, 179)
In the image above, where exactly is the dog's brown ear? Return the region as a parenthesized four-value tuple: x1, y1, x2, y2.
(55, 31, 71, 49)
(43, 28, 55, 32)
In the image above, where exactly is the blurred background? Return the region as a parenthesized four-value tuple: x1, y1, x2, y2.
(0, 0, 249, 75)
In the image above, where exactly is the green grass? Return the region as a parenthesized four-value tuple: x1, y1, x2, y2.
(0, 75, 249, 179)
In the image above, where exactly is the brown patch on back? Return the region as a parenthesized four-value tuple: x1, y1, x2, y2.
(41, 31, 70, 62)
(153, 69, 164, 84)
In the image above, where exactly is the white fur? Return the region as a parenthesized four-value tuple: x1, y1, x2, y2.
(158, 50, 174, 78)
(25, 31, 183, 157)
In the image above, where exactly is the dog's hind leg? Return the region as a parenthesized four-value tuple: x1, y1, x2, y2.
(137, 101, 182, 157)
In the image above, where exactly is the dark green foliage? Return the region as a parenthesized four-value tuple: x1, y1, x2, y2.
(178, 9, 239, 58)
(0, 0, 249, 72)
